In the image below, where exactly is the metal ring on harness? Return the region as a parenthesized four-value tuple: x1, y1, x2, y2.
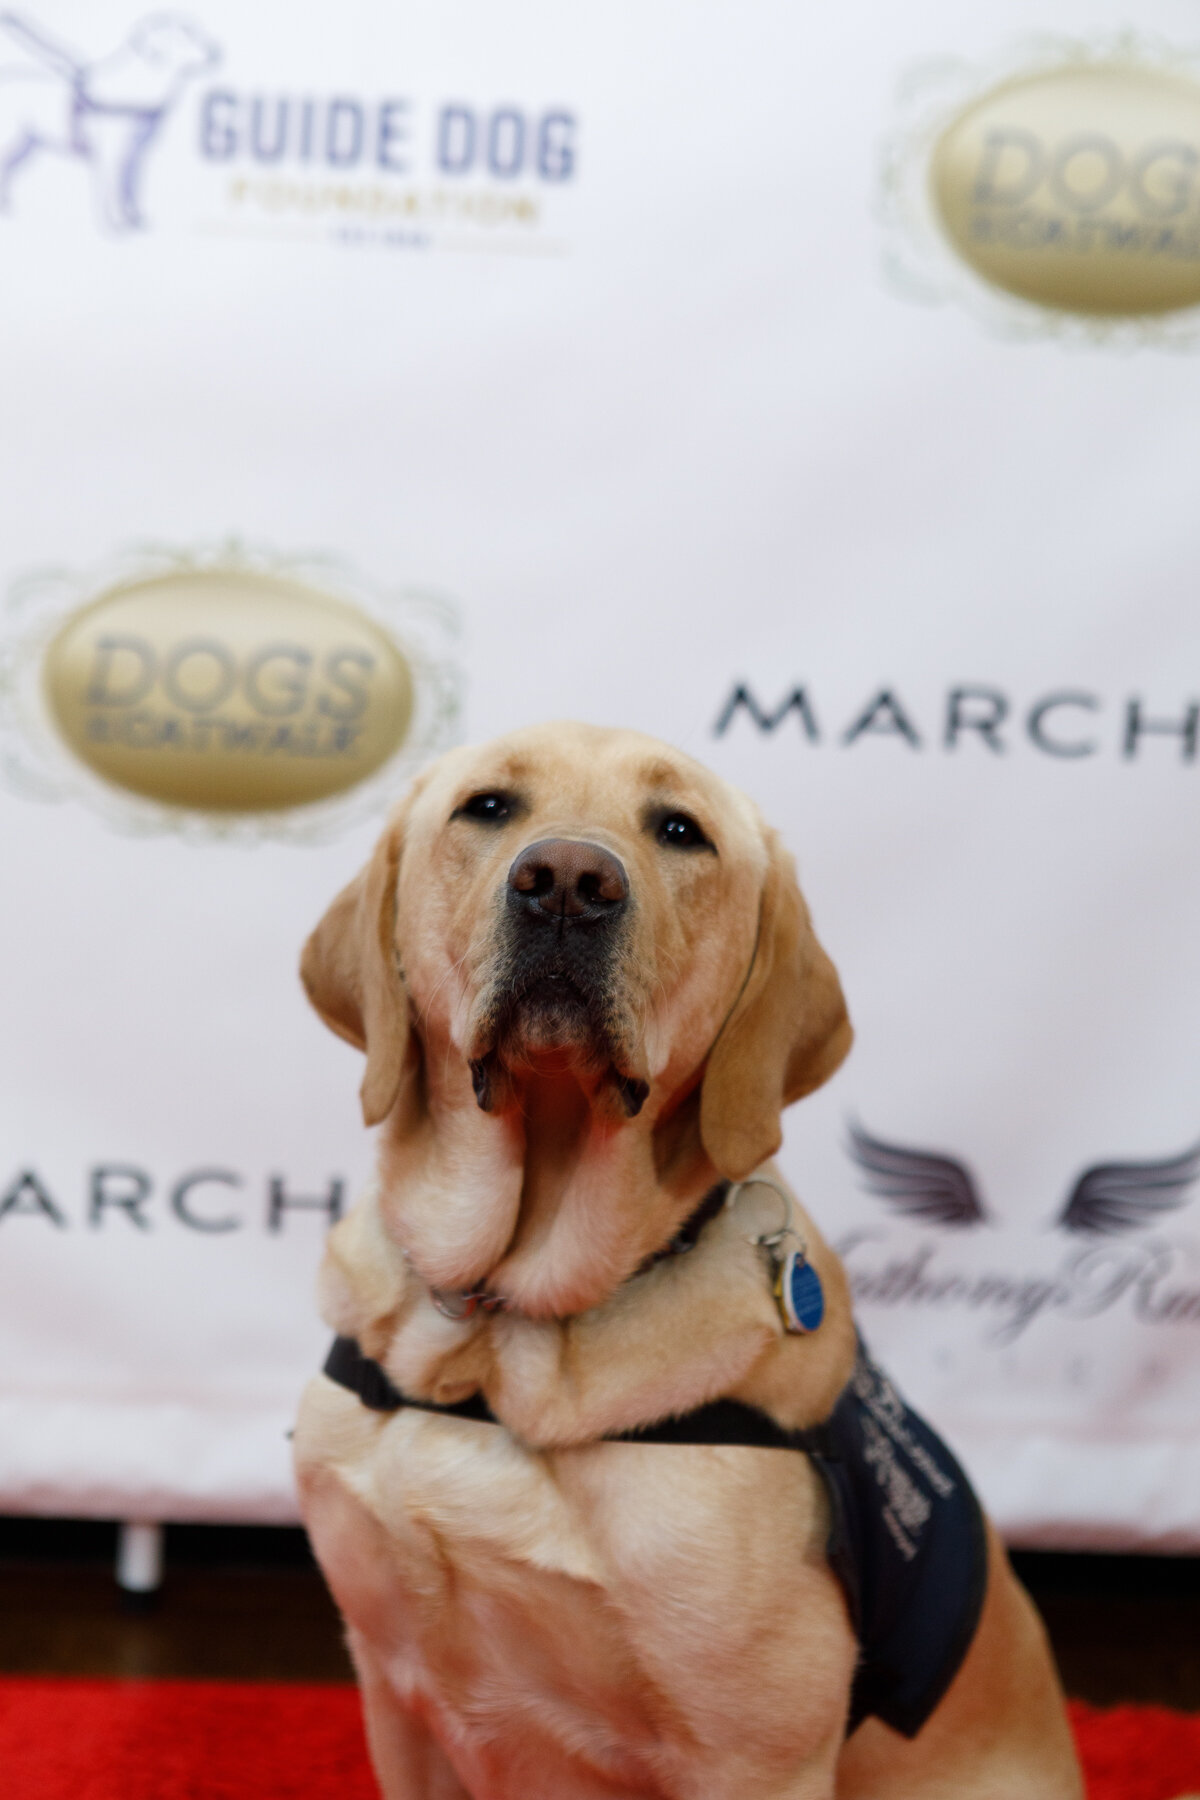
(724, 1173, 808, 1261)
(430, 1285, 509, 1321)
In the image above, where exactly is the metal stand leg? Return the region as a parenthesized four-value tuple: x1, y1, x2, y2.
(116, 1520, 164, 1611)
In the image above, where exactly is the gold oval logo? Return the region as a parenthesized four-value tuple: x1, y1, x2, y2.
(44, 570, 414, 812)
(932, 64, 1200, 316)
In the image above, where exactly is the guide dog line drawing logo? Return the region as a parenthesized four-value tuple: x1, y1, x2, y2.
(0, 11, 219, 231)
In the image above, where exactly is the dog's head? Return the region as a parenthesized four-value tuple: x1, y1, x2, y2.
(302, 723, 850, 1193)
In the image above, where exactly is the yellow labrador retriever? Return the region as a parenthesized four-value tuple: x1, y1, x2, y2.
(293, 722, 1083, 1800)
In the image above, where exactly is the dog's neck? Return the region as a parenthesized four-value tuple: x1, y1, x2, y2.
(315, 1025, 858, 1447)
(375, 1044, 718, 1320)
(317, 1157, 857, 1448)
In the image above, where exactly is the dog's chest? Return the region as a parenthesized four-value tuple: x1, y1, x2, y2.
(301, 1383, 853, 1798)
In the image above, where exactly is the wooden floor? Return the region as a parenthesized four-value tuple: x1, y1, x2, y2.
(0, 1520, 353, 1684)
(0, 1518, 1197, 1709)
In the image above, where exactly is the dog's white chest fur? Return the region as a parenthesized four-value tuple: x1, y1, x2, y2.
(296, 1375, 854, 1800)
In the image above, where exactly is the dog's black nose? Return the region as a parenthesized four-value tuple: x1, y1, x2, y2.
(507, 839, 629, 923)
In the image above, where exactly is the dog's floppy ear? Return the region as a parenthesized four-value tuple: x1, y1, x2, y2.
(699, 827, 852, 1180)
(300, 814, 415, 1128)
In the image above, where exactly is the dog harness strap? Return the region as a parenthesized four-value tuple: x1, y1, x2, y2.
(616, 1400, 831, 1455)
(320, 1334, 986, 1743)
(323, 1336, 495, 1423)
(322, 1335, 829, 1447)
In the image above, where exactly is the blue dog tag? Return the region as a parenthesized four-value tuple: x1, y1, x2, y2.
(775, 1250, 825, 1334)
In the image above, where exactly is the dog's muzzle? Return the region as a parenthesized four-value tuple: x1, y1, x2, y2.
(500, 839, 629, 1037)
(470, 837, 644, 1110)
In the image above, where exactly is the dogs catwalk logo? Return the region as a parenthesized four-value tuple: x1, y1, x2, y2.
(0, 541, 461, 843)
(839, 1121, 1200, 1344)
(880, 33, 1200, 348)
(0, 12, 219, 232)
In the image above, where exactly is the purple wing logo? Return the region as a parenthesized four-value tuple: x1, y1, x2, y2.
(847, 1121, 989, 1229)
(1053, 1143, 1200, 1237)
(0, 11, 220, 232)
(849, 1121, 1200, 1237)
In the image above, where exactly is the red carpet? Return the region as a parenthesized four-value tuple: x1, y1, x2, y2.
(0, 1679, 1196, 1797)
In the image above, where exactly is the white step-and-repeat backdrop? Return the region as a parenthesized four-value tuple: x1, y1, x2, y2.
(1, 0, 1198, 1547)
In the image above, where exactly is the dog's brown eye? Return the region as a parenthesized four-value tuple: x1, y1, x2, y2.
(456, 791, 512, 824)
(657, 811, 712, 851)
